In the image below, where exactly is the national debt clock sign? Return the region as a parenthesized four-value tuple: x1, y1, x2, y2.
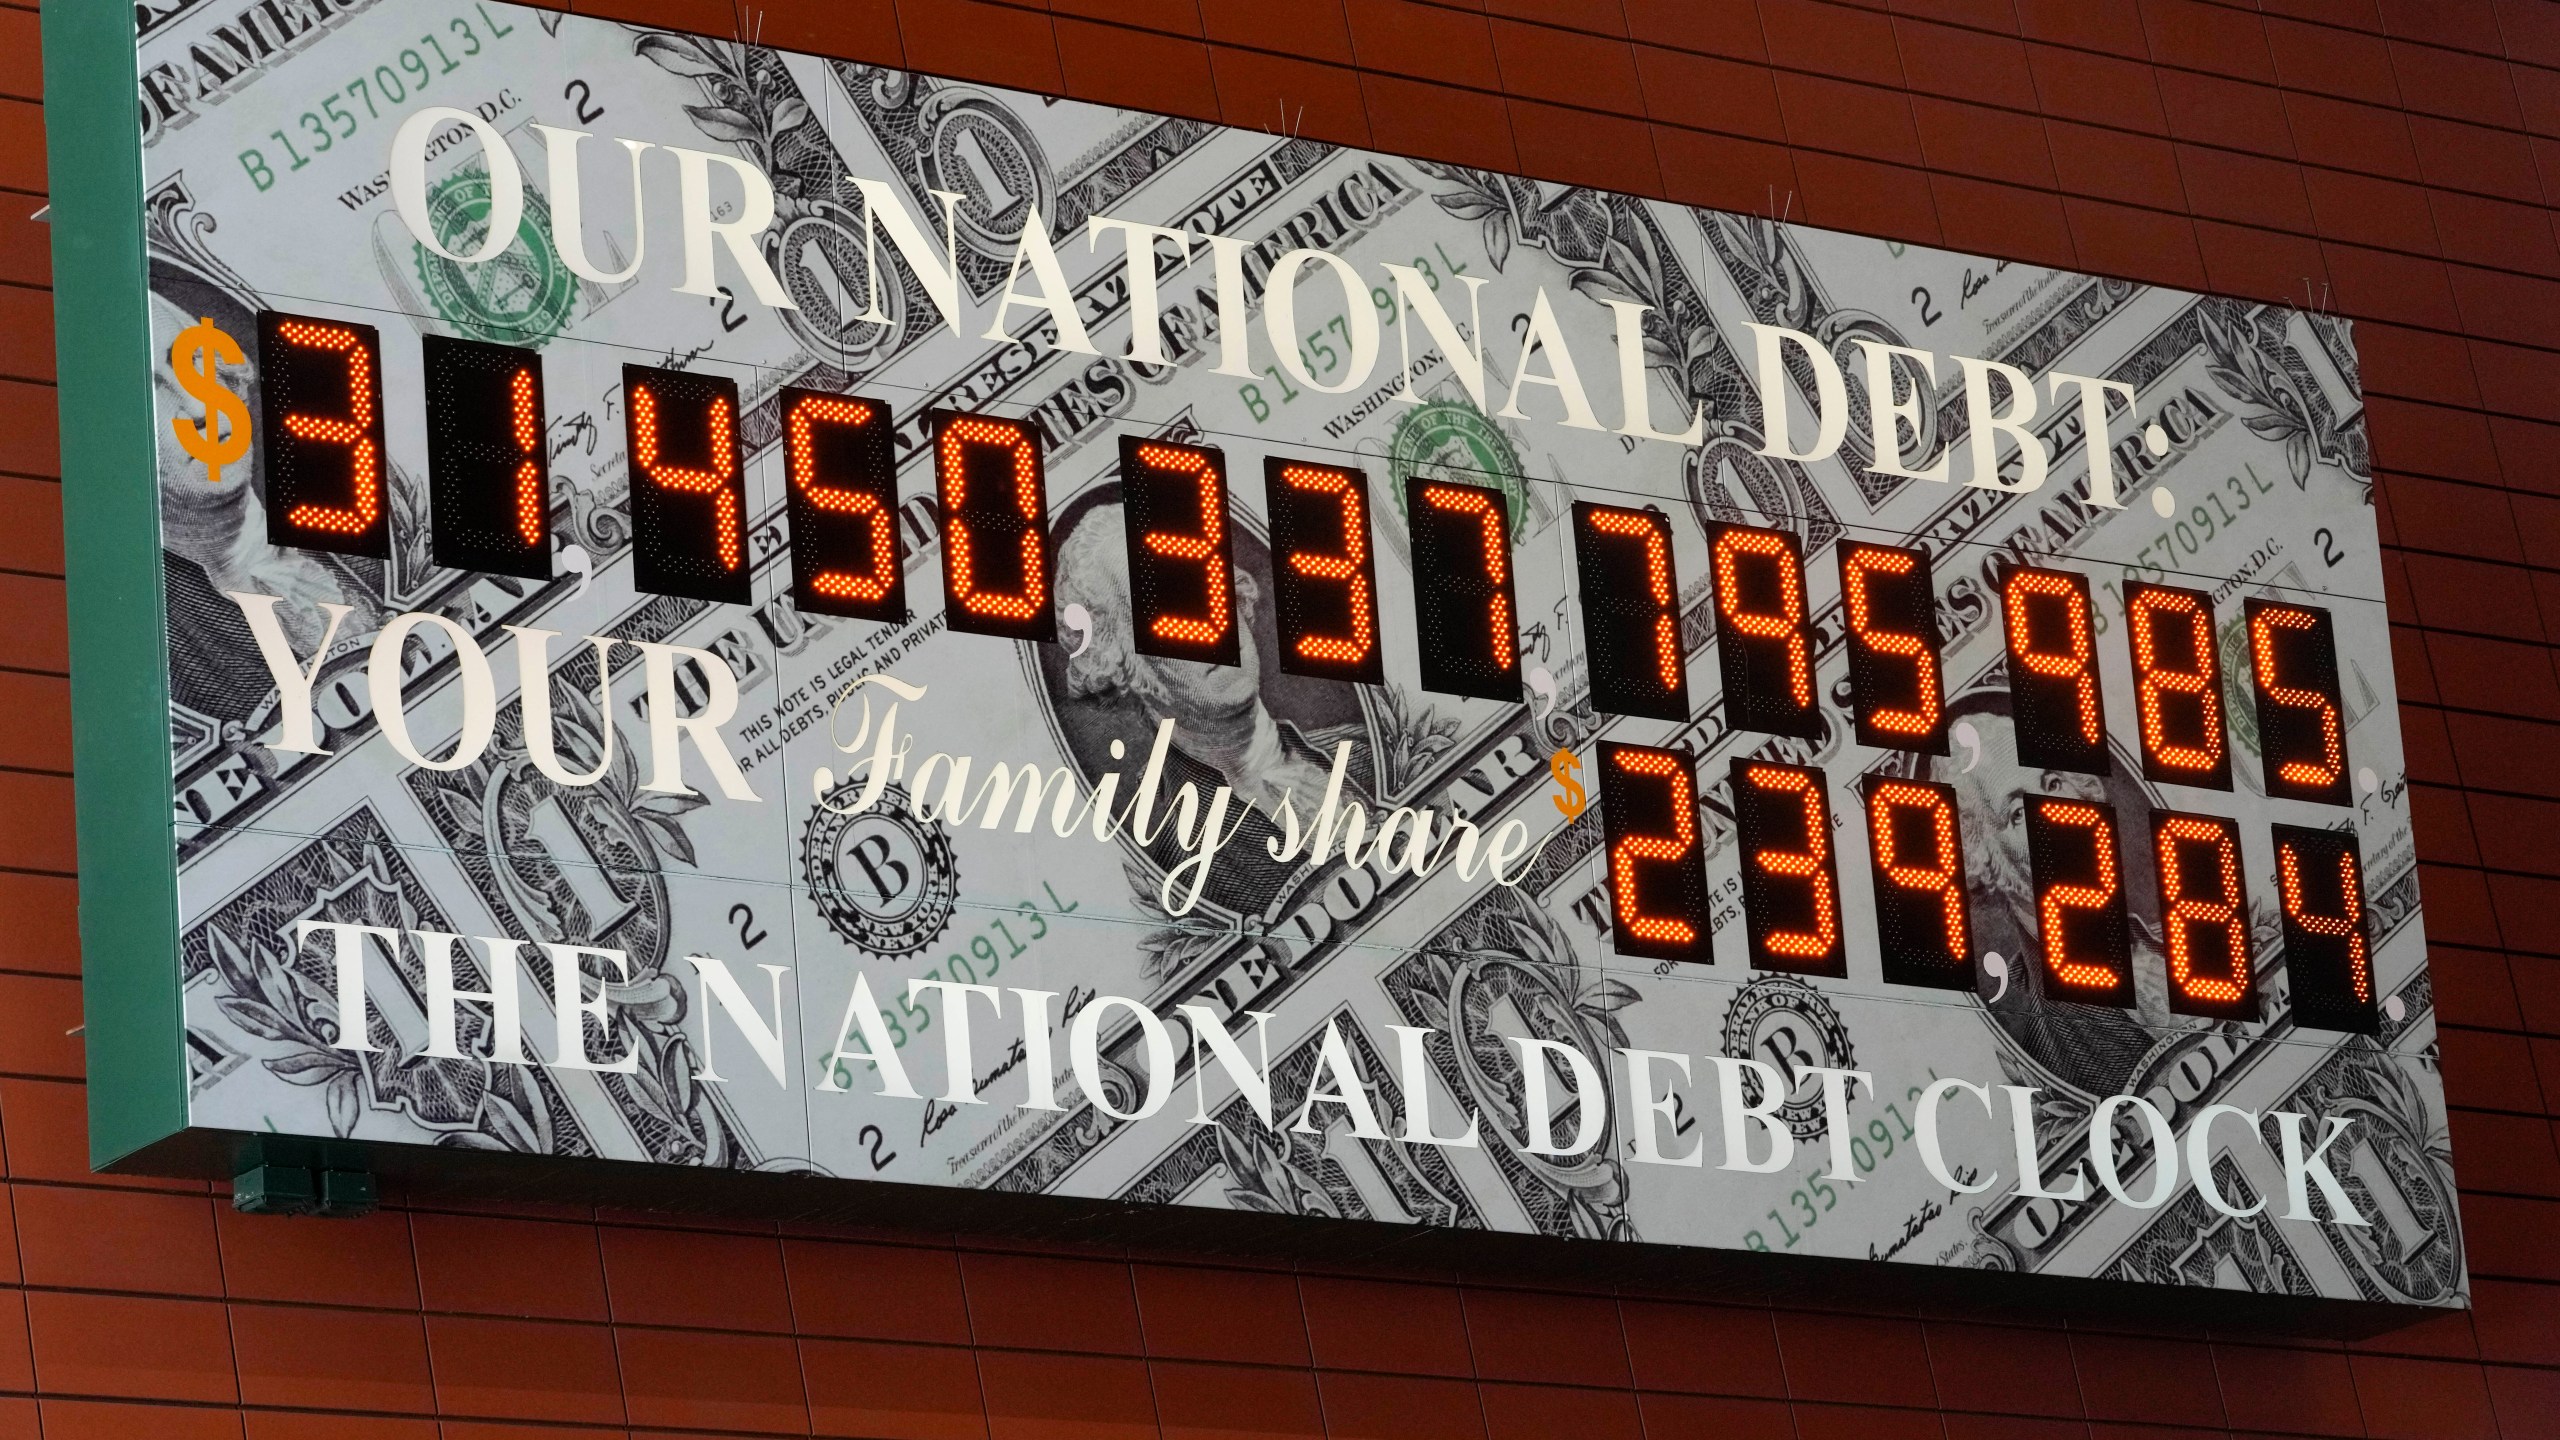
(50, 0, 2461, 1317)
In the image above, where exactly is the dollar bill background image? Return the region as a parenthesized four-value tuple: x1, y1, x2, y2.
(132, 0, 2460, 1307)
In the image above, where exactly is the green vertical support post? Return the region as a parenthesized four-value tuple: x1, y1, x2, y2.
(43, 1, 188, 1167)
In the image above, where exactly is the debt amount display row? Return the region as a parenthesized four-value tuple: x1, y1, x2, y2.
(253, 315, 2355, 808)
(1605, 750, 2382, 1035)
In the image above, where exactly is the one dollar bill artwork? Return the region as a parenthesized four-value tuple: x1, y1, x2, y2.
(115, 0, 2456, 1308)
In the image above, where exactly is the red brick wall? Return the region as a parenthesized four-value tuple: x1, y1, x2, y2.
(5, 0, 2557, 1435)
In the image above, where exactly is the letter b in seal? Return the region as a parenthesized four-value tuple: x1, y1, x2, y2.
(1718, 975, 1855, 1144)
(803, 779, 957, 955)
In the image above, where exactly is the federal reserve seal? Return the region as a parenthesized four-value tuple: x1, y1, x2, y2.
(802, 780, 958, 957)
(413, 168, 578, 346)
(1388, 395, 1529, 535)
(1718, 973, 1855, 1142)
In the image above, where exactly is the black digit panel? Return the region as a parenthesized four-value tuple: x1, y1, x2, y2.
(2152, 811, 2257, 1021)
(1406, 476, 1518, 702)
(1862, 776, 1973, 991)
(1122, 437, 1238, 666)
(1597, 743, 1710, 965)
(1731, 759, 1845, 977)
(2023, 796, 2134, 1006)
(1266, 459, 1384, 684)
(2003, 565, 2110, 775)
(1710, 524, 1821, 739)
(782, 387, 906, 622)
(2247, 599, 2353, 806)
(2126, 582, 2232, 789)
(423, 335, 548, 579)
(1572, 503, 1688, 722)
(623, 364, 749, 605)
(1838, 542, 1947, 754)
(934, 411, 1056, 643)
(258, 310, 389, 559)
(2273, 824, 2380, 1034)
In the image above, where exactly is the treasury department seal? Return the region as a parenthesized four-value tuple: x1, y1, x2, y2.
(1388, 395, 1529, 536)
(414, 168, 578, 346)
(802, 779, 958, 957)
(1719, 974, 1855, 1143)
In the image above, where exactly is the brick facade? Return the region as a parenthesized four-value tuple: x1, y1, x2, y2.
(7, 0, 2558, 1434)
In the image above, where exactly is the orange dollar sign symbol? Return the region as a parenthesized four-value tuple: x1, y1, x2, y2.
(1550, 748, 1588, 820)
(170, 316, 251, 486)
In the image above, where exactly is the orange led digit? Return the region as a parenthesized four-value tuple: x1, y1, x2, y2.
(275, 323, 381, 537)
(2003, 566, 2110, 775)
(511, 370, 542, 547)
(2151, 811, 2255, 1020)
(633, 388, 739, 568)
(790, 397, 893, 600)
(1838, 542, 1947, 753)
(2126, 583, 2232, 788)
(1710, 524, 1820, 739)
(1265, 460, 1383, 683)
(622, 364, 749, 605)
(2274, 824, 2378, 1034)
(2023, 796, 2134, 1005)
(782, 388, 905, 622)
(1732, 760, 1845, 976)
(256, 310, 388, 559)
(1595, 743, 1711, 964)
(1862, 777, 1972, 990)
(934, 411, 1056, 642)
(423, 333, 549, 579)
(2247, 599, 2352, 806)
(1121, 437, 1238, 665)
(1405, 476, 1519, 702)
(1572, 502, 1688, 722)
